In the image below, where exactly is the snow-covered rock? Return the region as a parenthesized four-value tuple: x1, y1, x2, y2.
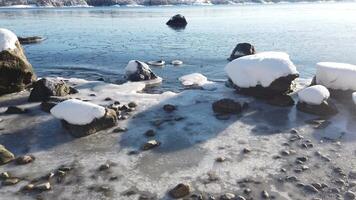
(316, 62, 356, 91)
(125, 60, 159, 82)
(50, 99, 106, 125)
(298, 85, 330, 105)
(179, 73, 210, 87)
(225, 51, 298, 88)
(0, 28, 18, 52)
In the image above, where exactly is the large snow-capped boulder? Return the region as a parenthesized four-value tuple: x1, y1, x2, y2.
(125, 60, 159, 82)
(225, 51, 299, 98)
(0, 28, 36, 96)
(28, 78, 78, 102)
(166, 14, 187, 29)
(51, 99, 117, 138)
(296, 85, 337, 116)
(228, 43, 256, 61)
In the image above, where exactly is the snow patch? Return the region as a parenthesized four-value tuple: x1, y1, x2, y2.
(0, 28, 18, 51)
(298, 85, 330, 105)
(316, 62, 356, 91)
(225, 51, 298, 88)
(179, 73, 211, 87)
(50, 99, 106, 125)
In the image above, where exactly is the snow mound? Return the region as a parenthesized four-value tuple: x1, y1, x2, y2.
(179, 73, 211, 86)
(353, 92, 356, 105)
(0, 28, 18, 52)
(50, 99, 106, 125)
(125, 60, 150, 76)
(225, 51, 298, 88)
(316, 62, 356, 91)
(298, 85, 330, 105)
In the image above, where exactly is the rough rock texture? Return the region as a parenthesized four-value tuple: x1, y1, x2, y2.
(228, 43, 256, 61)
(212, 98, 242, 114)
(169, 183, 191, 198)
(28, 78, 77, 102)
(0, 145, 15, 165)
(233, 74, 299, 99)
(127, 61, 158, 82)
(61, 108, 118, 138)
(166, 14, 187, 29)
(18, 36, 44, 45)
(0, 41, 36, 96)
(296, 100, 338, 116)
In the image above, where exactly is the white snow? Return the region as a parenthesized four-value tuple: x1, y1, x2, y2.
(0, 28, 18, 52)
(225, 51, 299, 88)
(316, 62, 356, 91)
(50, 99, 106, 125)
(125, 60, 151, 76)
(179, 73, 211, 87)
(298, 85, 330, 105)
(353, 92, 356, 105)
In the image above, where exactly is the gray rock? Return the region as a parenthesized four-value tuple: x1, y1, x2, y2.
(18, 36, 44, 45)
(15, 155, 35, 165)
(169, 183, 191, 198)
(228, 43, 256, 61)
(297, 100, 338, 116)
(5, 106, 28, 114)
(212, 98, 242, 114)
(166, 14, 187, 29)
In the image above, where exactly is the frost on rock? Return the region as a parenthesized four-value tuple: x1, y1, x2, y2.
(225, 51, 299, 88)
(298, 85, 330, 105)
(0, 28, 18, 52)
(50, 99, 106, 125)
(179, 73, 210, 87)
(316, 62, 356, 91)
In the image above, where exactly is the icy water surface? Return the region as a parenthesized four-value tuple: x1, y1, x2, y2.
(1, 2, 356, 90)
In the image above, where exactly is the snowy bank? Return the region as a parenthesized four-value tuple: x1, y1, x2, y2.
(50, 99, 106, 125)
(0, 28, 18, 52)
(225, 51, 298, 88)
(298, 85, 330, 105)
(316, 62, 356, 91)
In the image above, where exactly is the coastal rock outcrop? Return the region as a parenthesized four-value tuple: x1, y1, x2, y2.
(51, 99, 117, 137)
(18, 36, 44, 45)
(28, 78, 77, 102)
(228, 43, 256, 61)
(166, 14, 187, 29)
(0, 28, 36, 96)
(225, 52, 299, 99)
(0, 145, 15, 165)
(125, 60, 158, 82)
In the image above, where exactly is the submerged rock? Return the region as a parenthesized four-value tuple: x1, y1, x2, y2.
(169, 183, 191, 198)
(0, 29, 36, 96)
(297, 100, 338, 116)
(15, 155, 35, 165)
(228, 43, 256, 61)
(142, 140, 160, 150)
(266, 95, 294, 107)
(28, 78, 77, 102)
(5, 106, 28, 114)
(18, 36, 44, 45)
(212, 98, 242, 114)
(166, 14, 187, 29)
(62, 108, 118, 138)
(0, 145, 15, 165)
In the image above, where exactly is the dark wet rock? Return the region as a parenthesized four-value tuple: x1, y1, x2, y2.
(297, 100, 338, 116)
(126, 60, 158, 82)
(304, 184, 319, 193)
(15, 155, 35, 165)
(40, 97, 70, 113)
(128, 102, 137, 108)
(34, 182, 51, 191)
(5, 106, 28, 114)
(242, 148, 251, 154)
(2, 177, 20, 186)
(99, 163, 110, 171)
(62, 108, 118, 138)
(163, 104, 176, 112)
(233, 74, 299, 99)
(28, 78, 76, 102)
(0, 40, 36, 95)
(220, 193, 235, 200)
(215, 156, 226, 162)
(266, 95, 295, 107)
(228, 43, 256, 61)
(166, 14, 187, 29)
(142, 140, 160, 150)
(212, 98, 242, 114)
(169, 183, 191, 198)
(261, 190, 270, 199)
(286, 176, 298, 182)
(104, 97, 112, 101)
(112, 127, 127, 133)
(0, 145, 15, 165)
(18, 36, 44, 45)
(0, 172, 10, 180)
(296, 156, 308, 163)
(280, 150, 290, 156)
(243, 188, 251, 194)
(145, 129, 156, 137)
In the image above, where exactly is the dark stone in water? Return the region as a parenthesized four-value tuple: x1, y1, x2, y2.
(297, 100, 338, 116)
(5, 106, 28, 114)
(18, 36, 44, 45)
(127, 60, 158, 82)
(212, 98, 242, 114)
(169, 183, 191, 198)
(228, 43, 256, 61)
(163, 104, 176, 112)
(266, 95, 295, 107)
(62, 108, 118, 138)
(166, 14, 187, 29)
(28, 78, 76, 102)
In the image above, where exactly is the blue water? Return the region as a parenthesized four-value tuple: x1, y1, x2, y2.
(1, 2, 356, 90)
